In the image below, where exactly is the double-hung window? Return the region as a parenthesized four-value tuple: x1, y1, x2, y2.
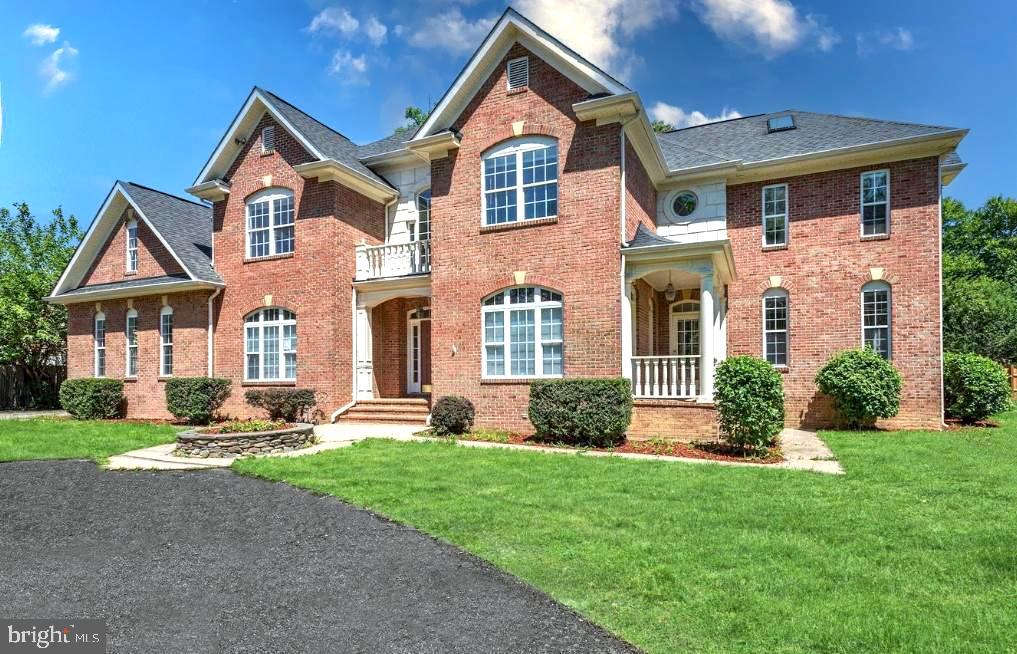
(763, 290, 789, 366)
(125, 309, 138, 378)
(160, 306, 173, 376)
(126, 219, 138, 272)
(94, 313, 106, 377)
(245, 308, 297, 381)
(862, 282, 891, 358)
(246, 189, 295, 258)
(762, 184, 788, 246)
(861, 171, 890, 236)
(482, 137, 558, 226)
(483, 287, 563, 378)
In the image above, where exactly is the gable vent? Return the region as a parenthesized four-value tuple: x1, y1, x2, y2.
(261, 126, 276, 154)
(506, 57, 529, 90)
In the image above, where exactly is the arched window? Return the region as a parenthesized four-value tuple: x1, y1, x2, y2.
(482, 136, 558, 226)
(245, 308, 297, 381)
(862, 281, 891, 358)
(762, 289, 789, 367)
(246, 188, 295, 258)
(125, 219, 138, 273)
(482, 287, 562, 378)
(160, 306, 174, 377)
(125, 308, 138, 378)
(94, 312, 106, 377)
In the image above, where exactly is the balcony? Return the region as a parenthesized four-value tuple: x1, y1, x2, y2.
(355, 240, 431, 281)
(631, 356, 700, 399)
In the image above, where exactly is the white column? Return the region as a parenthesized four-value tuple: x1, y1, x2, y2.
(699, 272, 715, 401)
(355, 306, 374, 400)
(621, 279, 635, 382)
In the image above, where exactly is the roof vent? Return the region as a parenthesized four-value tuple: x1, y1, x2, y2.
(766, 114, 795, 133)
(507, 57, 529, 90)
(261, 126, 276, 154)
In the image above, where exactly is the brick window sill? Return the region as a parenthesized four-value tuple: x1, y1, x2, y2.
(762, 244, 789, 252)
(481, 377, 558, 385)
(241, 381, 297, 387)
(124, 377, 138, 383)
(480, 216, 558, 234)
(860, 234, 890, 242)
(244, 252, 295, 264)
(506, 87, 528, 96)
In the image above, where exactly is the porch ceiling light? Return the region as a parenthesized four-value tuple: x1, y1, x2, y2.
(665, 271, 677, 303)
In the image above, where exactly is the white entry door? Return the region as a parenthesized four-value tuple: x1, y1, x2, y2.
(670, 314, 700, 356)
(406, 307, 431, 394)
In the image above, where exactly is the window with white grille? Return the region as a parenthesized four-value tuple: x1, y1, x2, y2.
(246, 188, 295, 258)
(94, 312, 106, 377)
(262, 126, 276, 154)
(482, 287, 563, 378)
(126, 309, 138, 377)
(506, 57, 529, 90)
(245, 308, 297, 381)
(126, 219, 138, 272)
(160, 306, 174, 377)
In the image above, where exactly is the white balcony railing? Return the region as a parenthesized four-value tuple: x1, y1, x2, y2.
(355, 240, 431, 281)
(632, 356, 699, 399)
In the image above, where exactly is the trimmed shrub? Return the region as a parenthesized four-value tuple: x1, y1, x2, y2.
(815, 349, 902, 428)
(714, 356, 784, 450)
(59, 379, 125, 420)
(244, 388, 316, 422)
(528, 378, 632, 448)
(164, 377, 232, 424)
(431, 395, 476, 436)
(944, 352, 1011, 423)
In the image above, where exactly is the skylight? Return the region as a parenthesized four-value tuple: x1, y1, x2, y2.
(767, 115, 796, 133)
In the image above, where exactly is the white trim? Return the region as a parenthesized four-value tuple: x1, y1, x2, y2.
(406, 306, 432, 394)
(261, 125, 275, 154)
(207, 288, 222, 377)
(125, 308, 138, 378)
(160, 305, 174, 377)
(481, 286, 563, 379)
(665, 189, 699, 223)
(243, 307, 297, 382)
(46, 279, 221, 304)
(761, 288, 789, 368)
(506, 56, 529, 90)
(861, 281, 892, 359)
(668, 300, 700, 357)
(125, 219, 138, 273)
(860, 169, 890, 237)
(761, 183, 789, 247)
(481, 136, 558, 227)
(93, 312, 106, 378)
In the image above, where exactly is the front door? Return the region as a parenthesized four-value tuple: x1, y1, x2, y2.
(670, 313, 700, 356)
(407, 307, 432, 394)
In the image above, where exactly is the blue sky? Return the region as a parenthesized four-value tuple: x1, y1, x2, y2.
(1, 0, 1014, 224)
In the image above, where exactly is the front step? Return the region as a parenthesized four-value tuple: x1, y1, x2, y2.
(339, 411, 428, 424)
(335, 397, 430, 424)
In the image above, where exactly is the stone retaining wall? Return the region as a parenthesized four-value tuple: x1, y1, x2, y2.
(175, 423, 315, 458)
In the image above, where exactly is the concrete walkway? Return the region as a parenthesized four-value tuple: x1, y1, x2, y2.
(0, 409, 69, 420)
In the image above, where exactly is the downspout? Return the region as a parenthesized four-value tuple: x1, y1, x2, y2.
(937, 158, 945, 427)
(206, 287, 222, 377)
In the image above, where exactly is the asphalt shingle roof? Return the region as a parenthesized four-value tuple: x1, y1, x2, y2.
(655, 110, 962, 172)
(258, 89, 393, 188)
(60, 274, 193, 297)
(120, 182, 222, 284)
(356, 128, 418, 159)
(623, 223, 679, 249)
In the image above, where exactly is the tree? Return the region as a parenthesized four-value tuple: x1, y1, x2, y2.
(0, 203, 82, 378)
(942, 195, 1017, 364)
(393, 106, 430, 136)
(651, 120, 674, 133)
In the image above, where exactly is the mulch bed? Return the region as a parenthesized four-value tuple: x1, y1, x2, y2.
(198, 422, 296, 435)
(944, 418, 1001, 430)
(458, 432, 784, 464)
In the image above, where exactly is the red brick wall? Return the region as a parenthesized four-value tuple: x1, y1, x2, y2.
(371, 297, 429, 398)
(629, 400, 718, 440)
(428, 43, 623, 431)
(211, 113, 385, 420)
(726, 157, 943, 429)
(624, 140, 656, 241)
(80, 207, 185, 286)
(66, 293, 210, 419)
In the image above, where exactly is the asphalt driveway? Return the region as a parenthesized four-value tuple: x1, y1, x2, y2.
(0, 460, 634, 653)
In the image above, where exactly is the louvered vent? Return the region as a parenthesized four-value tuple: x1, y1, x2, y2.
(261, 126, 276, 153)
(506, 57, 529, 90)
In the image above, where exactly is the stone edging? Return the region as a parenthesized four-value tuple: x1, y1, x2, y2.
(175, 423, 315, 458)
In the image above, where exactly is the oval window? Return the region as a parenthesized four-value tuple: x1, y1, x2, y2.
(672, 191, 698, 218)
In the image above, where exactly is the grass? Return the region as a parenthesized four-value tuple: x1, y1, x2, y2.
(235, 411, 1017, 654)
(0, 418, 177, 463)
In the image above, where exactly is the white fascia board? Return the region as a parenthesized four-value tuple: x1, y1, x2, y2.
(46, 279, 221, 305)
(293, 160, 398, 203)
(50, 184, 122, 297)
(413, 9, 628, 140)
(191, 88, 326, 187)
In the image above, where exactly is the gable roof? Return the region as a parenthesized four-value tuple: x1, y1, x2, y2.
(49, 181, 221, 300)
(655, 110, 966, 173)
(412, 7, 631, 140)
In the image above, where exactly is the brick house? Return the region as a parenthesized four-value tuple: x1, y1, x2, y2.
(47, 9, 967, 433)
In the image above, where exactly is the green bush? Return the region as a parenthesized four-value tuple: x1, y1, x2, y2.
(944, 352, 1011, 423)
(59, 378, 125, 420)
(430, 395, 476, 436)
(528, 378, 632, 448)
(815, 349, 902, 428)
(714, 356, 784, 450)
(244, 388, 316, 422)
(164, 377, 232, 424)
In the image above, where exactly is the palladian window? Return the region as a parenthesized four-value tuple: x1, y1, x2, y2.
(482, 287, 563, 378)
(245, 308, 297, 381)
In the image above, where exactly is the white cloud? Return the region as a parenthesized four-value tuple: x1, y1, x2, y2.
(329, 50, 368, 79)
(408, 8, 496, 54)
(365, 16, 387, 45)
(649, 102, 741, 129)
(513, 0, 678, 79)
(856, 27, 915, 56)
(308, 7, 359, 36)
(692, 0, 838, 57)
(40, 43, 78, 92)
(23, 23, 60, 46)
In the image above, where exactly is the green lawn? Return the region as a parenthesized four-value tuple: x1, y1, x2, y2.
(236, 412, 1017, 654)
(0, 418, 177, 462)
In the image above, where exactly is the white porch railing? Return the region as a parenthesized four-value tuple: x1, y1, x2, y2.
(631, 356, 699, 398)
(355, 240, 431, 281)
